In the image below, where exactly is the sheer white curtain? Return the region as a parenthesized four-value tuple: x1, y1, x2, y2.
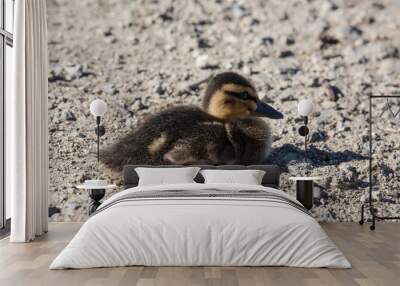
(7, 0, 49, 242)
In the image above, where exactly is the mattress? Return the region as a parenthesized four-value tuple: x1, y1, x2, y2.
(50, 183, 351, 269)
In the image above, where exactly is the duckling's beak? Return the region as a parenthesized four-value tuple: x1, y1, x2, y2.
(254, 100, 284, 119)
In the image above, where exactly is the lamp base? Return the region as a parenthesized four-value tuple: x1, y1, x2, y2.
(88, 189, 106, 215)
(298, 125, 309, 136)
(296, 180, 314, 210)
(95, 125, 106, 136)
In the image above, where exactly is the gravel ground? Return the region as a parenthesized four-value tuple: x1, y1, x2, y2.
(47, 0, 400, 222)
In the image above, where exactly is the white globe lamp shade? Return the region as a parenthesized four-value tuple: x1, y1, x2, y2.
(90, 99, 107, 117)
(298, 99, 314, 116)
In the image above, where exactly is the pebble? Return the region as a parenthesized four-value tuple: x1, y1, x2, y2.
(49, 66, 65, 82)
(309, 130, 326, 143)
(156, 84, 166, 95)
(242, 66, 251, 75)
(261, 36, 274, 46)
(102, 84, 118, 95)
(322, 80, 344, 101)
(49, 64, 93, 82)
(279, 50, 294, 58)
(308, 77, 321, 87)
(62, 111, 77, 121)
(231, 4, 250, 18)
(195, 54, 208, 68)
(285, 36, 295, 46)
(64, 65, 84, 81)
(319, 34, 340, 49)
(341, 26, 363, 40)
(195, 54, 218, 69)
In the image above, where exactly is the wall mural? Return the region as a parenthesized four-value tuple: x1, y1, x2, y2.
(47, 0, 400, 222)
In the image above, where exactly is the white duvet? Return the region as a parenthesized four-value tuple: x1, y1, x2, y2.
(50, 183, 350, 269)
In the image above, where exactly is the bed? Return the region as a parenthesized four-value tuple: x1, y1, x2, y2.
(50, 165, 350, 269)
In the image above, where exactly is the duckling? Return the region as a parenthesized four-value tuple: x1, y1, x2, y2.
(101, 72, 283, 170)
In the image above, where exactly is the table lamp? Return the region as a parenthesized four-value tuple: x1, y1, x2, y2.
(297, 99, 314, 162)
(90, 99, 107, 163)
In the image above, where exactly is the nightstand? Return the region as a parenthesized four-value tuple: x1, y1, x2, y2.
(289, 177, 322, 210)
(76, 184, 117, 215)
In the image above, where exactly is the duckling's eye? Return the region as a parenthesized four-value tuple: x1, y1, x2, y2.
(225, 91, 254, 101)
(239, 92, 257, 102)
(240, 92, 250, 100)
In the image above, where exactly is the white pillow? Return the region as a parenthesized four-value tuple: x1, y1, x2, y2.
(200, 169, 266, 185)
(135, 167, 200, 186)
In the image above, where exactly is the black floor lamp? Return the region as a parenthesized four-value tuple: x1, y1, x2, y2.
(359, 94, 400, 230)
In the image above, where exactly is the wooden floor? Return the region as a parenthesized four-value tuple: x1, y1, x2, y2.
(0, 223, 399, 286)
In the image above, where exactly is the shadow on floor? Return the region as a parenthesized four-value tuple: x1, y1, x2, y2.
(266, 144, 367, 171)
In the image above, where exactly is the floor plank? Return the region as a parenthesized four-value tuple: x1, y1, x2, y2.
(0, 222, 399, 286)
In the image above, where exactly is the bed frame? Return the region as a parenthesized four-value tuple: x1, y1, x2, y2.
(123, 165, 281, 189)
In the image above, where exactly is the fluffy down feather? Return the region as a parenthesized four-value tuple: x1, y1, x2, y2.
(100, 106, 271, 171)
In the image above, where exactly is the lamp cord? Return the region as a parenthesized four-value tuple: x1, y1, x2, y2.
(97, 124, 100, 163)
(96, 116, 101, 174)
(304, 133, 307, 163)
